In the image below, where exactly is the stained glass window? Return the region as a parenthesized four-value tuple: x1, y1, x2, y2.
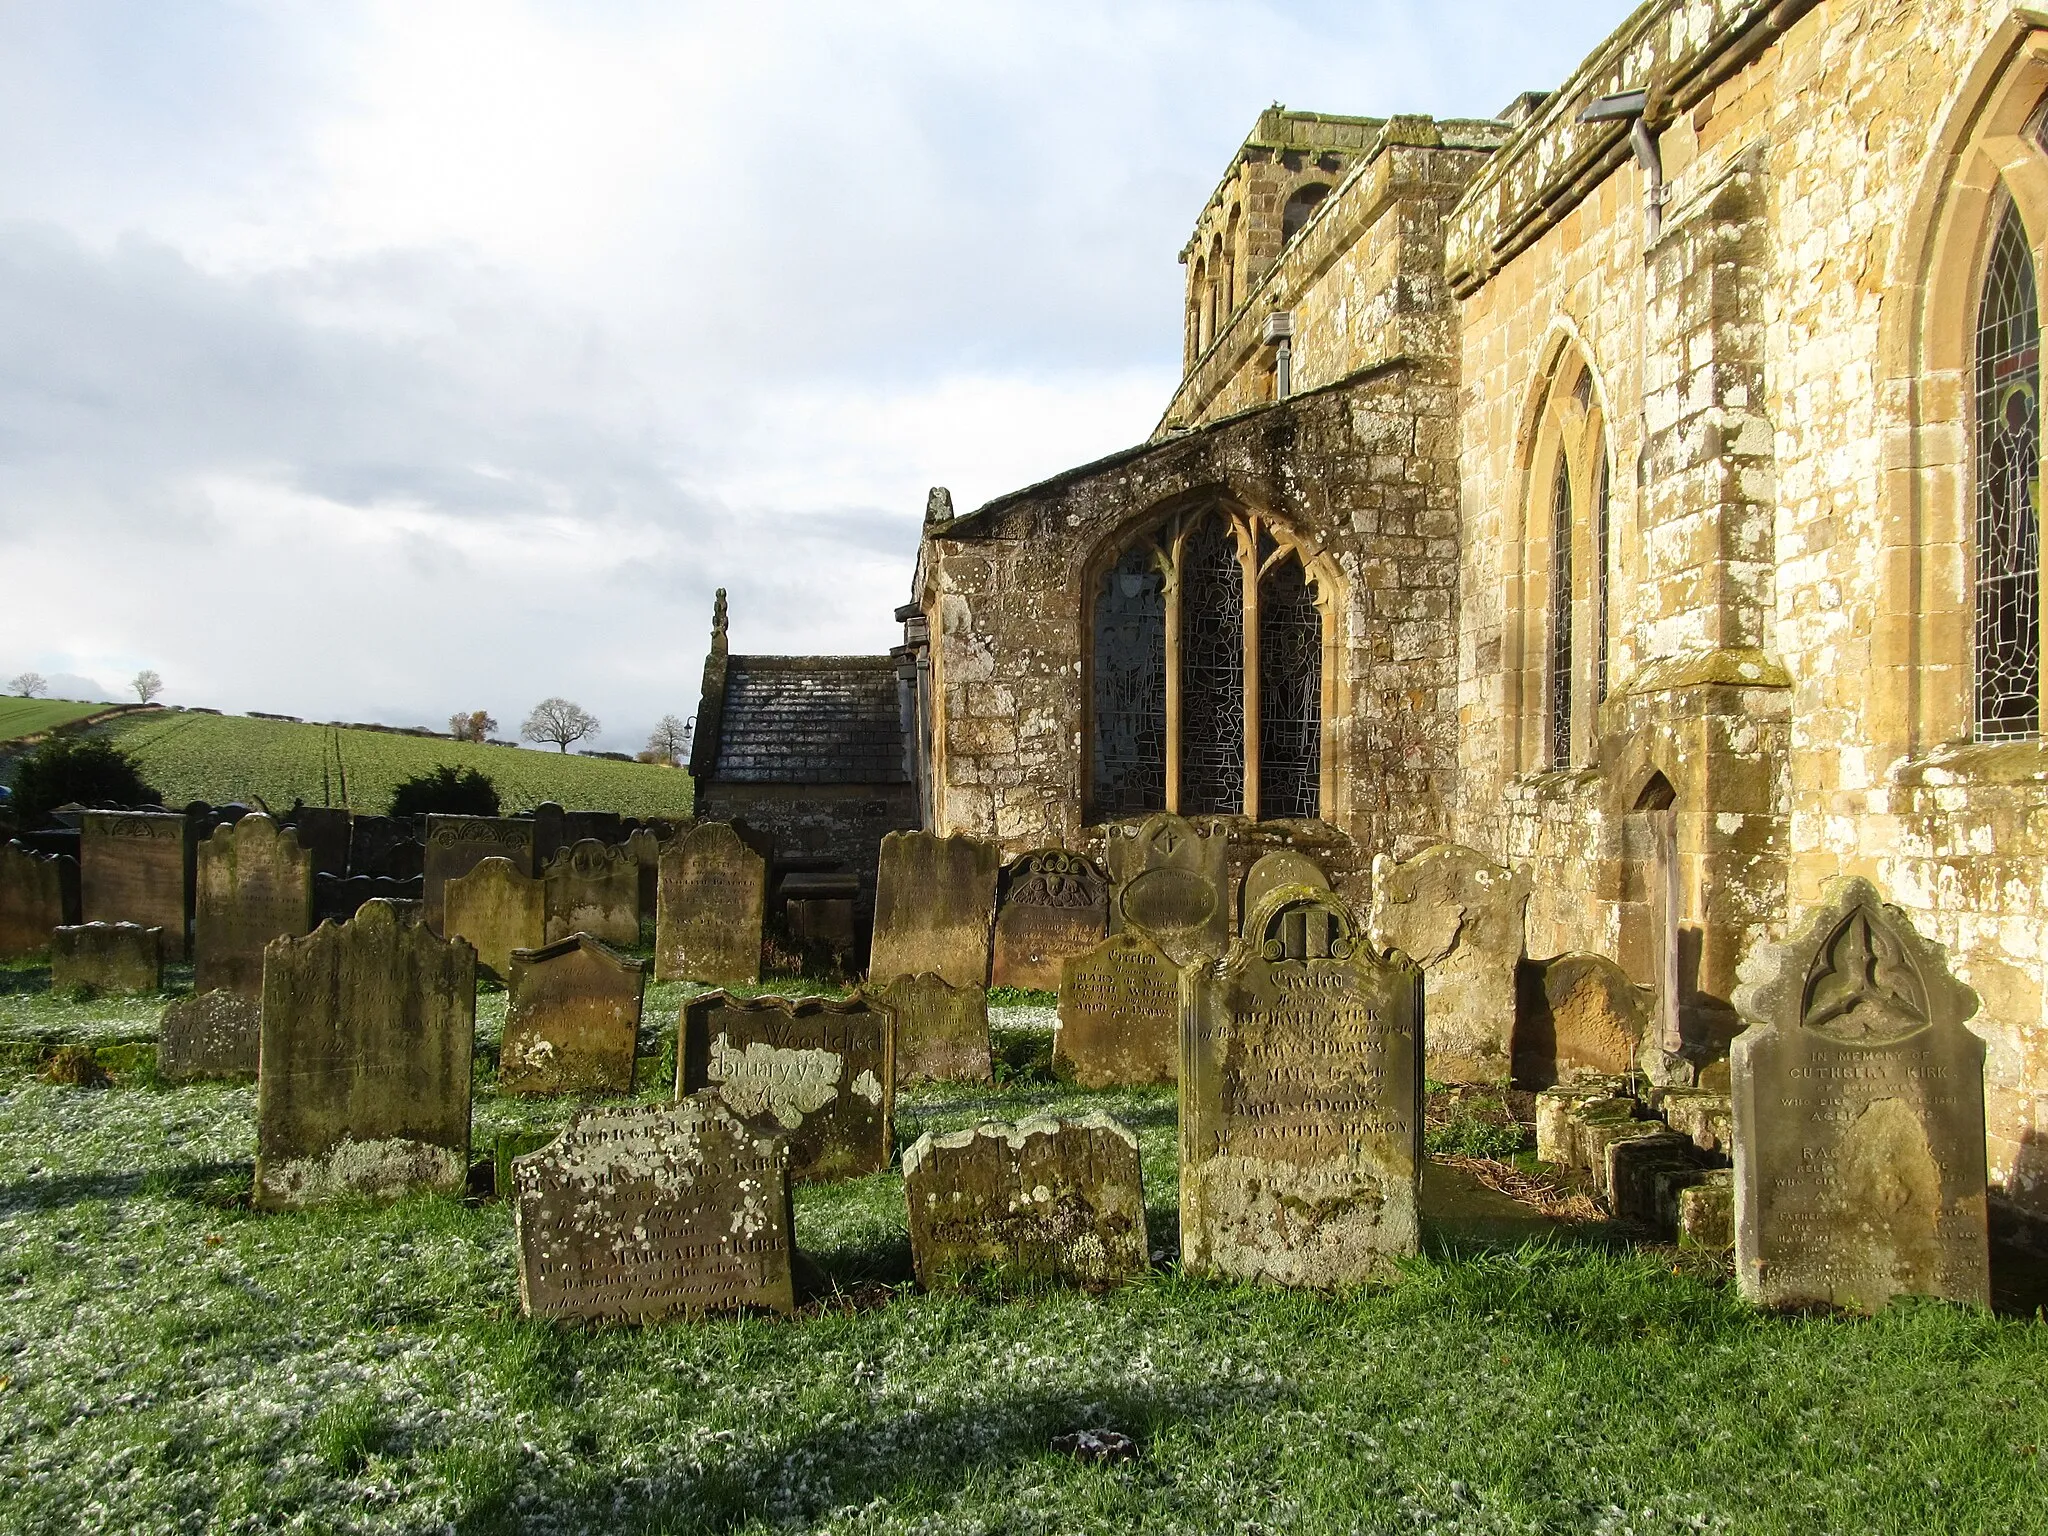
(1259, 554, 1323, 819)
(1595, 453, 1611, 704)
(1091, 545, 1167, 813)
(1975, 204, 2042, 742)
(1180, 516, 1246, 814)
(1549, 455, 1575, 766)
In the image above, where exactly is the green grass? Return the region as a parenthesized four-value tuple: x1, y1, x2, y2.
(88, 711, 695, 817)
(0, 697, 115, 743)
(2, 971, 2046, 1533)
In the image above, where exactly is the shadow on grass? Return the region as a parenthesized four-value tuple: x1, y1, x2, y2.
(0, 1159, 250, 1215)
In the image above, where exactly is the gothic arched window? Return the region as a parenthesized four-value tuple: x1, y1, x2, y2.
(1975, 201, 2042, 741)
(1548, 455, 1574, 767)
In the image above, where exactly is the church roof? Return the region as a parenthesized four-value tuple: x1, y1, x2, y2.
(702, 655, 908, 785)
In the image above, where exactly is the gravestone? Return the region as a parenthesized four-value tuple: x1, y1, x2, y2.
(286, 807, 352, 877)
(1239, 849, 1329, 931)
(1056, 931, 1181, 1088)
(867, 971, 992, 1082)
(1730, 877, 1990, 1312)
(1106, 813, 1231, 967)
(500, 934, 646, 1096)
(655, 822, 767, 985)
(869, 830, 1001, 989)
(1182, 881, 1424, 1287)
(563, 809, 623, 846)
(159, 989, 261, 1081)
(350, 816, 422, 879)
(51, 922, 163, 994)
(315, 873, 422, 923)
(1368, 844, 1530, 1083)
(254, 899, 475, 1209)
(624, 826, 667, 919)
(679, 992, 893, 1181)
(543, 838, 640, 948)
(422, 814, 535, 933)
(531, 802, 568, 868)
(80, 810, 192, 959)
(444, 856, 545, 981)
(513, 1095, 795, 1320)
(903, 1112, 1148, 1292)
(0, 842, 76, 958)
(1513, 952, 1653, 1086)
(194, 814, 315, 998)
(991, 850, 1110, 992)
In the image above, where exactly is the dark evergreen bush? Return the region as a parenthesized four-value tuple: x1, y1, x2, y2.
(9, 736, 162, 827)
(386, 764, 500, 819)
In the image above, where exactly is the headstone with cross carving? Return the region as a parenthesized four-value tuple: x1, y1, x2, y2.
(1105, 813, 1231, 968)
(991, 850, 1109, 992)
(1730, 877, 1989, 1312)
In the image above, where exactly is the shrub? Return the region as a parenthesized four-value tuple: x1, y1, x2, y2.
(9, 735, 161, 827)
(387, 765, 500, 819)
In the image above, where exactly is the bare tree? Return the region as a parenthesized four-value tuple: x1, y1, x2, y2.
(521, 697, 599, 753)
(644, 714, 691, 765)
(132, 670, 164, 704)
(8, 672, 46, 698)
(449, 709, 498, 742)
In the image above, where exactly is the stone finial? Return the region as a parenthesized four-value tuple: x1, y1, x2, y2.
(711, 588, 728, 637)
(925, 487, 954, 526)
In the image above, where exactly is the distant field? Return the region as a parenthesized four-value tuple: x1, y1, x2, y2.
(91, 712, 695, 817)
(0, 698, 115, 743)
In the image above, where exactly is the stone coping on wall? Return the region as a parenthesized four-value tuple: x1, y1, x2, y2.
(1622, 646, 1793, 696)
(1890, 739, 2048, 789)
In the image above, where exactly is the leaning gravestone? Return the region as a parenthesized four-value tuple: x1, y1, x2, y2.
(867, 971, 992, 1082)
(679, 992, 893, 1181)
(513, 1095, 795, 1321)
(903, 1112, 1148, 1292)
(444, 856, 545, 981)
(159, 990, 261, 1081)
(991, 850, 1110, 992)
(500, 934, 646, 1096)
(0, 842, 76, 958)
(422, 814, 535, 934)
(254, 899, 475, 1209)
(194, 814, 315, 998)
(1730, 877, 1990, 1312)
(51, 922, 163, 994)
(1106, 813, 1231, 967)
(1182, 880, 1424, 1287)
(543, 838, 640, 948)
(655, 822, 767, 985)
(1056, 931, 1182, 1088)
(80, 810, 193, 959)
(1368, 843, 1530, 1083)
(869, 830, 1001, 989)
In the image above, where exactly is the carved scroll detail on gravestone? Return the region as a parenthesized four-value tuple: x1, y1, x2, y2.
(903, 1112, 1148, 1292)
(81, 810, 192, 959)
(514, 1094, 795, 1321)
(421, 815, 535, 934)
(444, 856, 545, 981)
(679, 991, 892, 1181)
(1181, 879, 1423, 1288)
(1730, 878, 1989, 1312)
(0, 841, 75, 959)
(159, 990, 262, 1081)
(1105, 813, 1231, 967)
(870, 831, 1001, 989)
(1238, 850, 1328, 934)
(1056, 931, 1181, 1087)
(991, 850, 1109, 992)
(501, 934, 646, 1096)
(194, 814, 315, 998)
(543, 838, 641, 948)
(51, 922, 163, 994)
(655, 823, 767, 985)
(865, 971, 992, 1082)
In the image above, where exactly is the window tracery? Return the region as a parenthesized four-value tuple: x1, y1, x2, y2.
(1549, 456, 1574, 767)
(1975, 202, 2042, 742)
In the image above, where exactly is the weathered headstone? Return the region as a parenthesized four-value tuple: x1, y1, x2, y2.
(500, 934, 646, 1096)
(543, 838, 640, 948)
(194, 814, 315, 998)
(655, 822, 767, 985)
(0, 841, 76, 958)
(679, 992, 893, 1181)
(315, 873, 422, 923)
(1055, 931, 1182, 1087)
(1368, 843, 1530, 1083)
(1238, 849, 1329, 932)
(350, 816, 422, 880)
(1513, 952, 1652, 1086)
(513, 1095, 795, 1320)
(991, 850, 1109, 992)
(80, 810, 192, 959)
(1181, 881, 1423, 1287)
(51, 922, 163, 994)
(1106, 813, 1231, 967)
(625, 826, 666, 919)
(531, 802, 568, 868)
(563, 809, 623, 846)
(254, 899, 475, 1209)
(286, 807, 352, 877)
(444, 856, 545, 981)
(159, 989, 262, 1081)
(867, 971, 992, 1082)
(903, 1113, 1148, 1292)
(869, 830, 1001, 989)
(1730, 878, 1989, 1312)
(422, 814, 535, 933)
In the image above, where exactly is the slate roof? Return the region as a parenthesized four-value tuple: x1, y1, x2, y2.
(706, 656, 908, 785)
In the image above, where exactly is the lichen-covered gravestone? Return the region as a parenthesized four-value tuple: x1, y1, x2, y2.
(867, 971, 991, 1082)
(254, 899, 475, 1209)
(870, 830, 1001, 989)
(81, 810, 193, 959)
(194, 814, 315, 998)
(1055, 931, 1181, 1087)
(1238, 849, 1328, 931)
(679, 992, 893, 1181)
(159, 990, 262, 1081)
(903, 1113, 1148, 1292)
(0, 841, 75, 958)
(1181, 880, 1424, 1287)
(1106, 813, 1231, 967)
(1730, 878, 1990, 1312)
(655, 822, 767, 985)
(1513, 952, 1652, 1086)
(500, 934, 646, 1096)
(1368, 843, 1530, 1083)
(51, 922, 163, 994)
(513, 1095, 795, 1320)
(542, 838, 640, 948)
(444, 856, 545, 981)
(421, 814, 535, 934)
(990, 850, 1109, 992)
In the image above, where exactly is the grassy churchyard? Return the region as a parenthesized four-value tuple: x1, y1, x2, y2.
(2, 959, 2046, 1535)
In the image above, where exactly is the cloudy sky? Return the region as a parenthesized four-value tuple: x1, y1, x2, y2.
(0, 0, 1630, 750)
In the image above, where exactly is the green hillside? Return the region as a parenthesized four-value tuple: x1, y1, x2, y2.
(0, 698, 117, 743)
(91, 711, 695, 818)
